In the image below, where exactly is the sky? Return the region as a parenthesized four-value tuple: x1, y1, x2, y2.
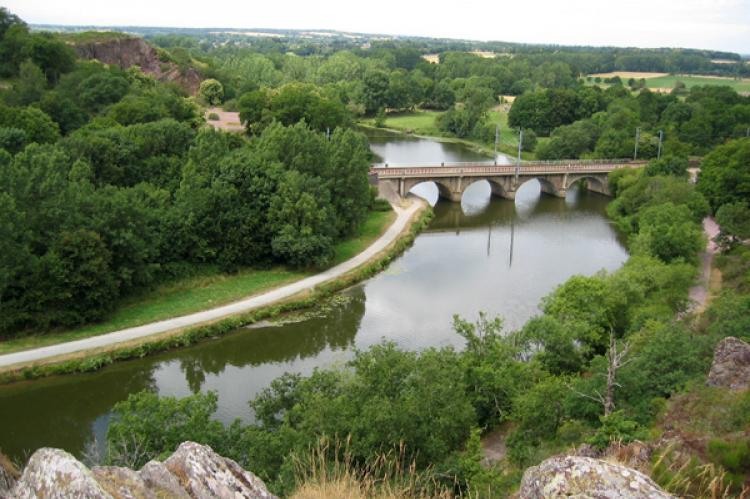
(6, 0, 750, 53)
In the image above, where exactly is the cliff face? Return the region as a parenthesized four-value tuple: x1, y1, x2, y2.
(73, 37, 202, 95)
(2, 441, 276, 499)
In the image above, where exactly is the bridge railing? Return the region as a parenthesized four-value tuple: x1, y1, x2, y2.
(370, 158, 638, 169)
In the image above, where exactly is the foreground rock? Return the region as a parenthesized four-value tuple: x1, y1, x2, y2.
(707, 336, 750, 390)
(520, 455, 674, 498)
(0, 451, 19, 498)
(11, 441, 276, 498)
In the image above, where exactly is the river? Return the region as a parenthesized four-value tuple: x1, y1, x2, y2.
(0, 131, 628, 461)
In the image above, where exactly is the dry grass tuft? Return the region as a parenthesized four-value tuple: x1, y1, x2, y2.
(289, 438, 455, 499)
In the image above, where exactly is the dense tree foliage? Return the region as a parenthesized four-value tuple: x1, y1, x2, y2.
(697, 138, 750, 211)
(0, 10, 374, 336)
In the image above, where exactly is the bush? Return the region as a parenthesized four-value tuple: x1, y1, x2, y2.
(207, 112, 220, 121)
(371, 198, 391, 212)
(587, 411, 645, 450)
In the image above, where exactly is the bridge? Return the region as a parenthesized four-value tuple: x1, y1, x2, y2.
(370, 159, 646, 202)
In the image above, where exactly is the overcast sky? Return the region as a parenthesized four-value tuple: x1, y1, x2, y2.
(6, 0, 750, 53)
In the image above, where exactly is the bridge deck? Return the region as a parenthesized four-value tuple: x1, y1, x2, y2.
(371, 160, 645, 177)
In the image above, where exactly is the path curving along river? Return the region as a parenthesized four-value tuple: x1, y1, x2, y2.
(0, 131, 628, 461)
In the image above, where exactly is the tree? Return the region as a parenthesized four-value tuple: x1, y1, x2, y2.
(361, 70, 390, 114)
(631, 202, 704, 263)
(78, 72, 130, 111)
(454, 314, 536, 427)
(27, 32, 75, 83)
(38, 91, 88, 135)
(0, 104, 60, 144)
(0, 127, 27, 154)
(12, 59, 46, 105)
(698, 138, 750, 211)
(269, 171, 335, 267)
(715, 202, 750, 250)
(644, 155, 688, 177)
(41, 228, 119, 326)
(199, 78, 224, 105)
(568, 330, 631, 417)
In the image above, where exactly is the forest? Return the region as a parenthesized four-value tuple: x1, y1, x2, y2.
(0, 9, 373, 335)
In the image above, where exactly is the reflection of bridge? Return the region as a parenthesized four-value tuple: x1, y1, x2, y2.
(371, 159, 646, 202)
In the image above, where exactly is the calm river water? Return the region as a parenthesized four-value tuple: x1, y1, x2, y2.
(0, 131, 628, 460)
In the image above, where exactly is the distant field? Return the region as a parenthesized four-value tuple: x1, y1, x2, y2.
(645, 75, 750, 92)
(590, 71, 668, 79)
(587, 72, 750, 93)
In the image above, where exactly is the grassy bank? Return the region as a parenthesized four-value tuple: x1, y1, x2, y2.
(0, 204, 430, 384)
(0, 209, 396, 356)
(361, 108, 538, 160)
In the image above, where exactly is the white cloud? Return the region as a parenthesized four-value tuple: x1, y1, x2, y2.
(5, 0, 750, 52)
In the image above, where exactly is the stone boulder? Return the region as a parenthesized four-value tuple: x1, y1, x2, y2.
(11, 441, 276, 498)
(162, 441, 275, 499)
(520, 455, 674, 498)
(12, 448, 112, 498)
(0, 451, 19, 498)
(707, 336, 750, 390)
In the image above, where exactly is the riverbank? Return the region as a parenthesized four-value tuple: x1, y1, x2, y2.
(0, 210, 396, 356)
(0, 200, 432, 382)
(359, 108, 538, 160)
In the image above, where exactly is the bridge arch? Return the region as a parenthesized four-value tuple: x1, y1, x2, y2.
(515, 176, 566, 198)
(402, 178, 458, 203)
(565, 174, 610, 196)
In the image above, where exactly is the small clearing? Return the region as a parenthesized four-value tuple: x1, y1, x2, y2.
(205, 107, 244, 133)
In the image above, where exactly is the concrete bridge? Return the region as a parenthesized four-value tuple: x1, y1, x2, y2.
(371, 159, 646, 202)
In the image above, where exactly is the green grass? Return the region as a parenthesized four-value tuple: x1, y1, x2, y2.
(332, 209, 396, 264)
(585, 74, 750, 93)
(362, 110, 444, 136)
(644, 75, 750, 92)
(0, 209, 395, 355)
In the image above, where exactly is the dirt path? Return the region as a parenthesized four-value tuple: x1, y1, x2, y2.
(0, 201, 424, 370)
(688, 217, 720, 313)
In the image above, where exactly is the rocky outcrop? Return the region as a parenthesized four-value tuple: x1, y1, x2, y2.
(707, 336, 750, 390)
(520, 455, 674, 498)
(10, 441, 276, 498)
(73, 37, 202, 94)
(0, 451, 19, 498)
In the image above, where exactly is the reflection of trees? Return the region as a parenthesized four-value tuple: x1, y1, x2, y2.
(176, 286, 366, 388)
(0, 364, 157, 461)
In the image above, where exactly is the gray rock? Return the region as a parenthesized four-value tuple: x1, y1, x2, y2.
(10, 442, 276, 499)
(164, 442, 275, 499)
(520, 455, 674, 499)
(139, 460, 191, 498)
(0, 451, 19, 499)
(707, 336, 750, 390)
(12, 448, 113, 499)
